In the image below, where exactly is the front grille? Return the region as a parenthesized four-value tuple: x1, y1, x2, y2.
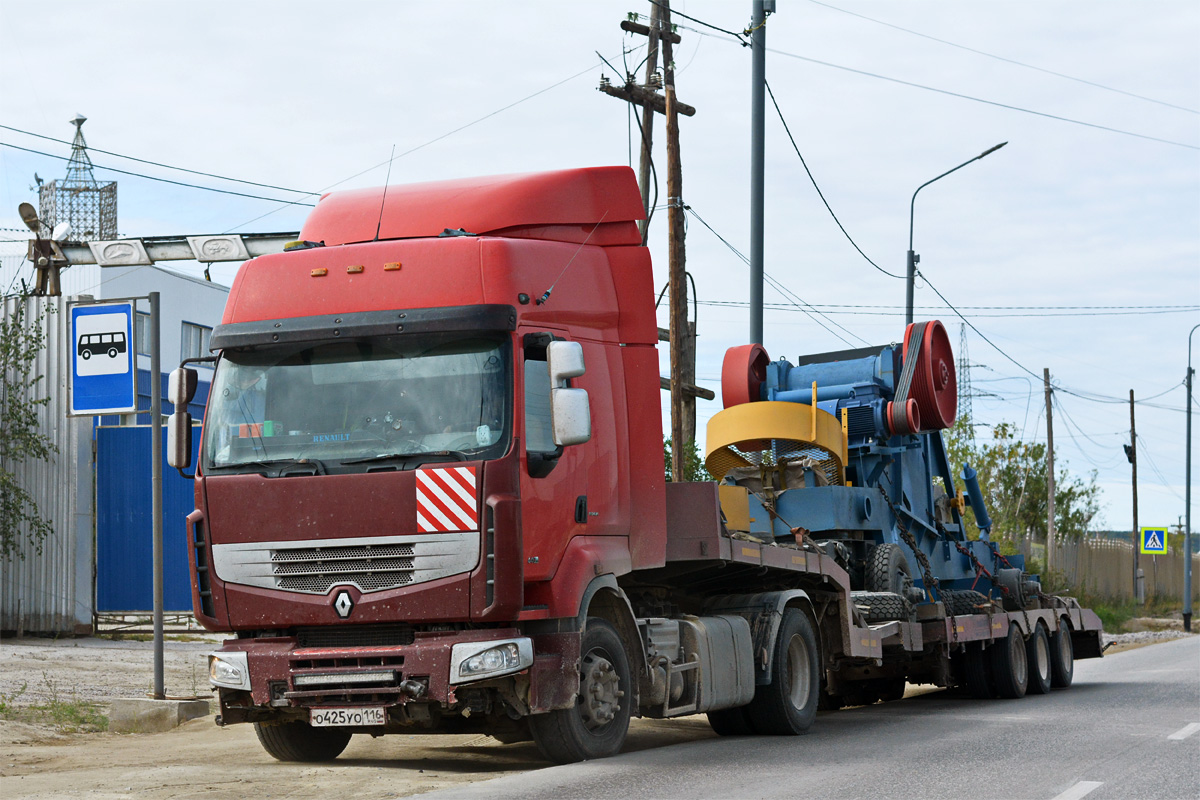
(297, 624, 416, 648)
(212, 532, 479, 595)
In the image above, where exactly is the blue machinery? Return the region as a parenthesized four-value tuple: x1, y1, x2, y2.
(705, 320, 1041, 611)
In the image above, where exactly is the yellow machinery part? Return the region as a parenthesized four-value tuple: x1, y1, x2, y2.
(705, 400, 847, 485)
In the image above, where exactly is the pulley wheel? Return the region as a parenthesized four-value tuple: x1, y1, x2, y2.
(721, 343, 770, 408)
(902, 320, 957, 431)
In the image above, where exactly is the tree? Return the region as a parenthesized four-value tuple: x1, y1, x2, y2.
(0, 294, 57, 558)
(663, 438, 712, 482)
(942, 415, 1103, 546)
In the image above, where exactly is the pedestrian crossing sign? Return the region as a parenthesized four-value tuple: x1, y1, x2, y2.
(1139, 527, 1168, 555)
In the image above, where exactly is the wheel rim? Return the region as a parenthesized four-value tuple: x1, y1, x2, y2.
(786, 634, 812, 709)
(1035, 632, 1051, 681)
(1010, 633, 1027, 686)
(1057, 627, 1073, 670)
(579, 648, 623, 732)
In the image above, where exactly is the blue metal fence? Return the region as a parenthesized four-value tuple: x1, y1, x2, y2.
(96, 426, 201, 612)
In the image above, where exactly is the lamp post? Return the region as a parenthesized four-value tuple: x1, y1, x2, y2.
(906, 142, 1007, 325)
(1186, 323, 1199, 632)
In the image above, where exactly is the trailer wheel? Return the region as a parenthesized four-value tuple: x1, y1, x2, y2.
(878, 677, 907, 702)
(707, 706, 755, 736)
(964, 642, 995, 699)
(989, 622, 1028, 699)
(943, 589, 991, 617)
(866, 543, 913, 596)
(529, 617, 631, 763)
(1050, 619, 1075, 689)
(744, 608, 819, 735)
(1025, 623, 1052, 695)
(253, 721, 351, 762)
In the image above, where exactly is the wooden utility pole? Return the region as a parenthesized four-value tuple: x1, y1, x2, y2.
(601, 1, 703, 480)
(631, 4, 661, 239)
(1130, 389, 1140, 601)
(1044, 368, 1056, 572)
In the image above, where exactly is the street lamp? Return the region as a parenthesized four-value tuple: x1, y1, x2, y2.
(906, 142, 1008, 325)
(1186, 323, 1199, 632)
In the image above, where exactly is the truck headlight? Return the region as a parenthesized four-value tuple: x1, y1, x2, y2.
(208, 651, 251, 691)
(449, 638, 533, 684)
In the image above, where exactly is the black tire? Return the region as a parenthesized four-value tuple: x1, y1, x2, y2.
(707, 706, 755, 736)
(529, 618, 632, 763)
(817, 689, 845, 711)
(964, 642, 995, 699)
(253, 721, 351, 762)
(81, 350, 91, 360)
(851, 591, 911, 623)
(866, 543, 913, 595)
(1050, 619, 1075, 689)
(841, 684, 880, 707)
(107, 347, 118, 358)
(989, 622, 1029, 699)
(943, 590, 991, 617)
(1026, 624, 1052, 695)
(744, 608, 820, 735)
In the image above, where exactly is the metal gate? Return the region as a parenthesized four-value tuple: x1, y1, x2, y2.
(95, 426, 200, 613)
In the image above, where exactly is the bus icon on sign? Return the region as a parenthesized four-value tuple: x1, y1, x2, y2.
(78, 331, 127, 360)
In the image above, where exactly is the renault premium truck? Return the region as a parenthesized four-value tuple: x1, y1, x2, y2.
(167, 166, 1102, 764)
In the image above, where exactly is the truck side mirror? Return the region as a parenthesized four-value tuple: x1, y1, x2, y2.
(169, 367, 198, 406)
(168, 411, 193, 471)
(547, 341, 585, 384)
(551, 387, 591, 446)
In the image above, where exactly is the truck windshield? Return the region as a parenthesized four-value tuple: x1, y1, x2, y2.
(202, 334, 511, 472)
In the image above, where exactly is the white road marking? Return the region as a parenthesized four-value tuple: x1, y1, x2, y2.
(1051, 781, 1103, 800)
(1168, 722, 1200, 741)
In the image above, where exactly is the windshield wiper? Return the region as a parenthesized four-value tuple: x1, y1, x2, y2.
(341, 450, 469, 466)
(209, 457, 329, 475)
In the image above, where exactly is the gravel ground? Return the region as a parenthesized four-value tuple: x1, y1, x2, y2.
(1101, 629, 1196, 647)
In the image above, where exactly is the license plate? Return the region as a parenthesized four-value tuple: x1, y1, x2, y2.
(310, 706, 386, 727)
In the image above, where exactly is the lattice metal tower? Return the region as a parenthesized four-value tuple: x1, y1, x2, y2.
(38, 115, 117, 240)
(957, 322, 973, 440)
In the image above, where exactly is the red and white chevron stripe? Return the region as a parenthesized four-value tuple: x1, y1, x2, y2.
(415, 466, 479, 532)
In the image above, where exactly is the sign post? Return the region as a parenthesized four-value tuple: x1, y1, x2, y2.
(69, 294, 165, 699)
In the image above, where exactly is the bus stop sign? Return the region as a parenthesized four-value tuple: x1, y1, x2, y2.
(70, 301, 137, 416)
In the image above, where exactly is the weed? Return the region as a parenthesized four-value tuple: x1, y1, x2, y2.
(2, 672, 110, 733)
(0, 682, 28, 717)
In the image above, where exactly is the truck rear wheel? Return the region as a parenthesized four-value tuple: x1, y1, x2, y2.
(253, 720, 351, 762)
(1050, 619, 1075, 688)
(744, 608, 819, 735)
(989, 622, 1029, 699)
(1026, 624, 1052, 695)
(529, 617, 631, 763)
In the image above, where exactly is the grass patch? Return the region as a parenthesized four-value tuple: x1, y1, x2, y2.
(0, 673, 108, 733)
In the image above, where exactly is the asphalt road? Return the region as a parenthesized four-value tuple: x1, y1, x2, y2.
(407, 636, 1200, 800)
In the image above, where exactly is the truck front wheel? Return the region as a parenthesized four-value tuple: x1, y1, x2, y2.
(744, 607, 819, 734)
(253, 720, 351, 762)
(529, 617, 631, 763)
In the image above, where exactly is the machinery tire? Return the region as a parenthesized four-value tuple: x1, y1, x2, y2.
(253, 721, 352, 762)
(707, 706, 756, 736)
(744, 608, 820, 735)
(964, 642, 995, 699)
(1050, 619, 1075, 689)
(529, 618, 631, 763)
(989, 622, 1029, 699)
(851, 591, 911, 623)
(866, 543, 913, 595)
(1026, 623, 1052, 695)
(943, 589, 991, 617)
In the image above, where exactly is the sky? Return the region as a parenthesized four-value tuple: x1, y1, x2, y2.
(1, 1, 1197, 534)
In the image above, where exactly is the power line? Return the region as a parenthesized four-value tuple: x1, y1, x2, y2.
(666, 5, 1199, 150)
(695, 299, 1199, 318)
(647, 0, 749, 42)
(1136, 433, 1186, 501)
(805, 0, 1199, 115)
(764, 46, 1199, 151)
(0, 141, 315, 206)
(0, 123, 318, 195)
(764, 80, 903, 279)
(224, 55, 623, 233)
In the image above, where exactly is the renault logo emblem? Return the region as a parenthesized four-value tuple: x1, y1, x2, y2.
(333, 590, 354, 618)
